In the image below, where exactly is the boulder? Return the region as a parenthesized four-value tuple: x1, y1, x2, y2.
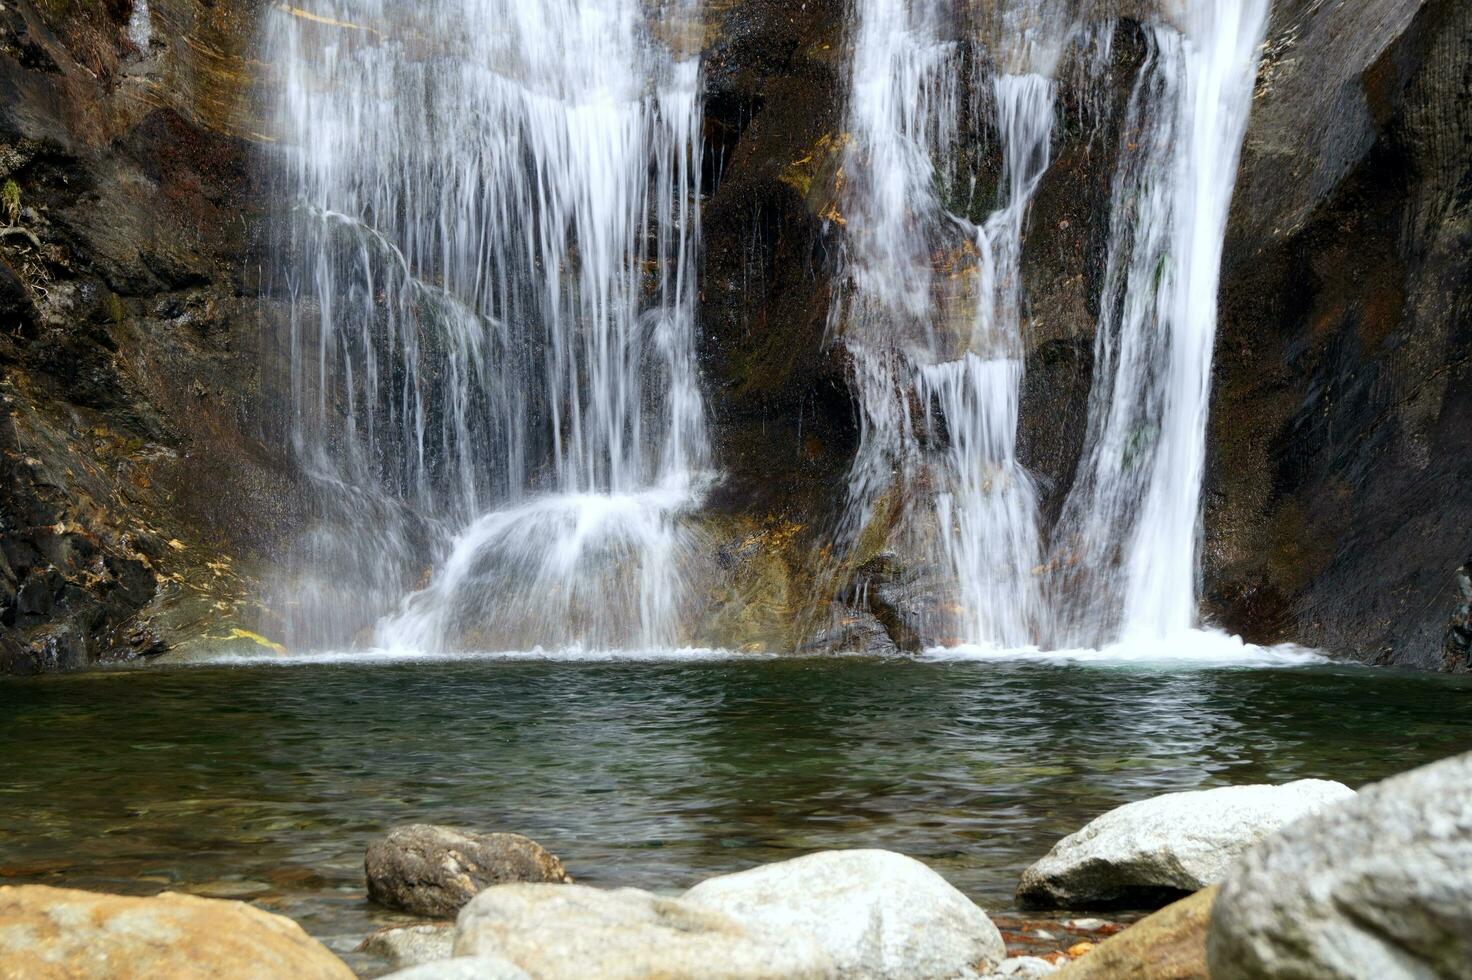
(683, 849, 1006, 978)
(382, 956, 531, 980)
(1017, 780, 1355, 909)
(360, 923, 456, 969)
(365, 824, 571, 917)
(982, 957, 1061, 978)
(0, 884, 354, 979)
(1050, 888, 1216, 980)
(1208, 752, 1472, 979)
(454, 883, 835, 979)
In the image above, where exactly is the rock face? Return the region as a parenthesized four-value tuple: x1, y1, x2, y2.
(1017, 781, 1355, 910)
(682, 849, 1007, 979)
(0, 0, 306, 674)
(360, 923, 457, 970)
(1051, 888, 1216, 980)
(0, 884, 354, 979)
(1207, 752, 1472, 980)
(1206, 0, 1472, 669)
(454, 883, 836, 980)
(1444, 562, 1472, 672)
(365, 824, 571, 918)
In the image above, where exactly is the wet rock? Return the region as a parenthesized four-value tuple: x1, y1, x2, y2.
(1442, 561, 1471, 673)
(983, 957, 1060, 978)
(1017, 781, 1355, 910)
(454, 883, 835, 979)
(683, 850, 1006, 979)
(365, 824, 571, 918)
(360, 923, 456, 970)
(1208, 752, 1472, 980)
(0, 884, 354, 979)
(382, 957, 531, 980)
(1050, 888, 1216, 980)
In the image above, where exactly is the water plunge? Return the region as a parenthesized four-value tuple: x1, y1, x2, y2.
(1051, 0, 1271, 647)
(264, 0, 708, 652)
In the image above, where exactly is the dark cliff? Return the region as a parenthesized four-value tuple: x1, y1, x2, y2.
(1, 0, 1467, 672)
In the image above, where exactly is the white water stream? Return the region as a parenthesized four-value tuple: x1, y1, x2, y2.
(835, 0, 1272, 652)
(260, 0, 1279, 661)
(266, 0, 707, 652)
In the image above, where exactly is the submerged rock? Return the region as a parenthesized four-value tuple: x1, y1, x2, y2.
(454, 883, 835, 979)
(0, 884, 354, 979)
(382, 956, 531, 980)
(1443, 562, 1471, 673)
(360, 923, 456, 970)
(365, 824, 571, 918)
(683, 849, 1006, 979)
(983, 957, 1061, 978)
(1050, 888, 1216, 980)
(1208, 752, 1472, 979)
(1017, 781, 1354, 909)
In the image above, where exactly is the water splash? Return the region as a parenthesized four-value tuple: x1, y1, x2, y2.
(1052, 1, 1271, 647)
(264, 0, 708, 652)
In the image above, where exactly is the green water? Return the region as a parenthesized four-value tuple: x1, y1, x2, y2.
(3, 655, 1471, 965)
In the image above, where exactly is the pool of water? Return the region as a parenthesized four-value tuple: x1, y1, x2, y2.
(3, 652, 1471, 969)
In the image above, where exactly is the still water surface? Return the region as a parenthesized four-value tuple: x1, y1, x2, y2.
(3, 654, 1471, 965)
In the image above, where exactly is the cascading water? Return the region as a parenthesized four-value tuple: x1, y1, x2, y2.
(833, 0, 1076, 648)
(1051, 0, 1271, 648)
(264, 0, 708, 652)
(833, 0, 1271, 653)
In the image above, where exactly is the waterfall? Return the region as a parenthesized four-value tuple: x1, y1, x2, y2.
(833, 0, 1269, 652)
(1052, 1, 1270, 647)
(833, 0, 1075, 648)
(264, 0, 708, 652)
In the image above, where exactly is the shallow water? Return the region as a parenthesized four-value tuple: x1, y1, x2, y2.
(3, 654, 1471, 967)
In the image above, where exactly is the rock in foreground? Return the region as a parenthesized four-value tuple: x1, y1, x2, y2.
(1208, 752, 1472, 979)
(383, 956, 531, 980)
(361, 923, 457, 970)
(0, 885, 354, 979)
(1017, 781, 1355, 909)
(1051, 888, 1216, 980)
(683, 849, 1006, 979)
(365, 824, 571, 917)
(454, 883, 835, 979)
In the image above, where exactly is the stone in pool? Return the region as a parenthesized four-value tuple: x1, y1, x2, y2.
(361, 923, 457, 969)
(1017, 780, 1355, 909)
(454, 882, 834, 979)
(0, 884, 354, 979)
(1208, 751, 1472, 980)
(382, 956, 531, 980)
(365, 824, 571, 917)
(683, 849, 1007, 979)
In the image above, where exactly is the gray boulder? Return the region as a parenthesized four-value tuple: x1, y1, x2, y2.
(1208, 752, 1472, 979)
(454, 883, 835, 979)
(382, 956, 531, 980)
(1018, 780, 1355, 909)
(683, 849, 1006, 979)
(360, 923, 456, 970)
(365, 824, 571, 917)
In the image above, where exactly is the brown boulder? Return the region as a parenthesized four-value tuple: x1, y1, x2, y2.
(0, 884, 354, 980)
(365, 824, 571, 918)
(1050, 888, 1217, 980)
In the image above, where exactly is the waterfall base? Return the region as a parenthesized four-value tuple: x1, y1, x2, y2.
(376, 488, 703, 655)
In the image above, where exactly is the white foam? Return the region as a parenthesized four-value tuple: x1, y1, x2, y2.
(182, 645, 756, 668)
(921, 628, 1330, 668)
